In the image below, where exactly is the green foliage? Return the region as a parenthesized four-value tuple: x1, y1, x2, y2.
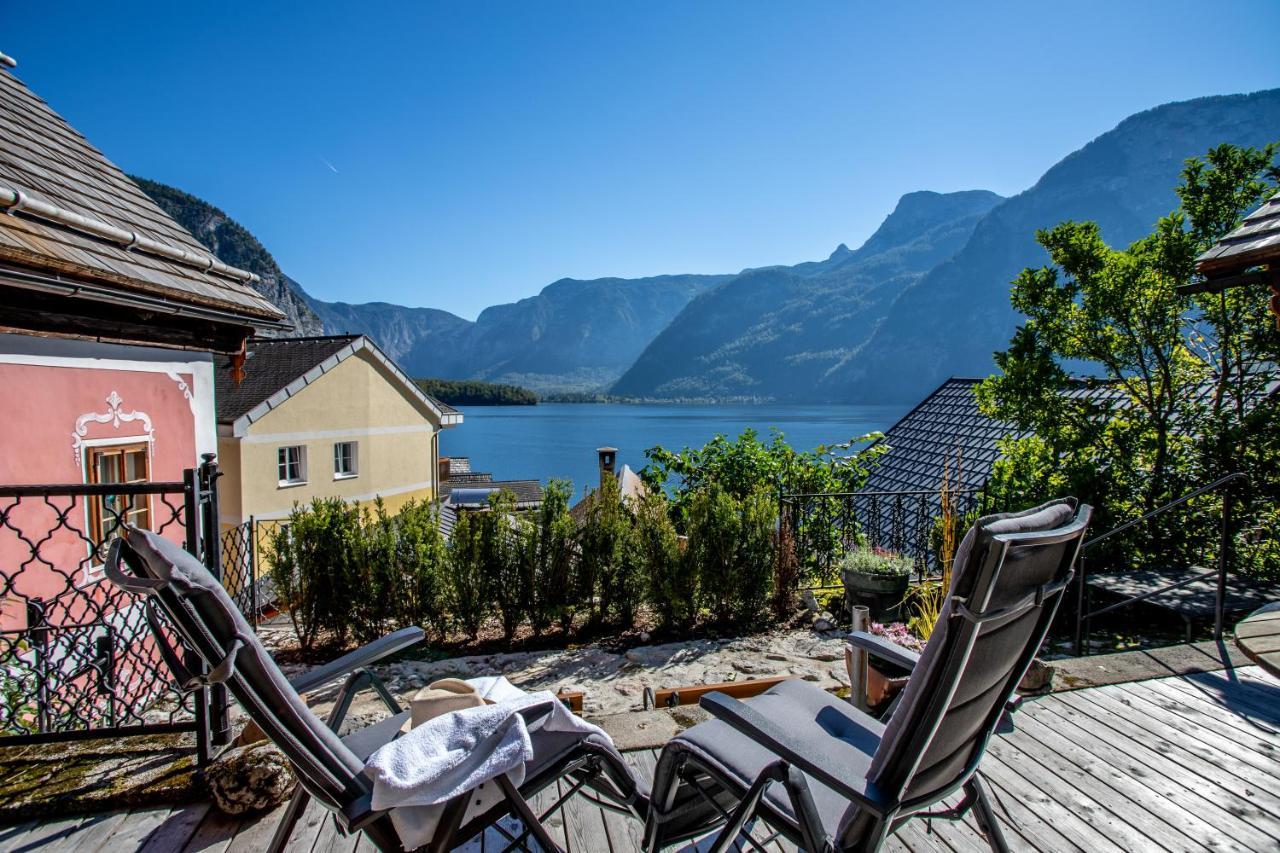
(387, 498, 449, 639)
(529, 480, 577, 633)
(446, 509, 489, 641)
(683, 484, 776, 626)
(643, 428, 884, 516)
(265, 497, 363, 651)
(636, 491, 691, 627)
(840, 546, 913, 577)
(977, 142, 1280, 575)
(481, 491, 525, 640)
(414, 378, 538, 406)
(578, 474, 642, 626)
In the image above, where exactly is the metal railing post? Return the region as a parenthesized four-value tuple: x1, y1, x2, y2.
(183, 467, 211, 765)
(848, 605, 870, 711)
(1215, 486, 1232, 642)
(1073, 554, 1087, 656)
(199, 454, 231, 749)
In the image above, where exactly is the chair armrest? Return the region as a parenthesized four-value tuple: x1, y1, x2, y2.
(847, 631, 920, 672)
(700, 691, 889, 816)
(290, 626, 424, 695)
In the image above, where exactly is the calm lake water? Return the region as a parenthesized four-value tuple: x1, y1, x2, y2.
(440, 403, 904, 501)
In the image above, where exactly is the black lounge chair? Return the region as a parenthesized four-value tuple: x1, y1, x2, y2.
(644, 498, 1091, 853)
(105, 526, 648, 853)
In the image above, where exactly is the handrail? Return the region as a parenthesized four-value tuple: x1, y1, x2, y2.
(780, 487, 986, 500)
(1082, 472, 1247, 550)
(1073, 471, 1245, 656)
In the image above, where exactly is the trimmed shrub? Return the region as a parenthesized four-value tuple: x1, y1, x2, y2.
(446, 509, 489, 640)
(637, 491, 690, 627)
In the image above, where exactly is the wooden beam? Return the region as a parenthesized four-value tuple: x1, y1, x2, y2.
(645, 675, 796, 709)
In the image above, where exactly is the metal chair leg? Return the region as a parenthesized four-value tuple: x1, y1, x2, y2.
(967, 775, 1011, 853)
(267, 785, 311, 853)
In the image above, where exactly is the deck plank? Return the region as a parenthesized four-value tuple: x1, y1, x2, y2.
(12, 668, 1280, 853)
(1068, 686, 1280, 805)
(138, 805, 211, 853)
(103, 808, 176, 850)
(1046, 689, 1280, 844)
(1005, 701, 1239, 851)
(1153, 673, 1280, 735)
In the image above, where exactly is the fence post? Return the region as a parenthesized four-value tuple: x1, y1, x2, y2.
(199, 454, 232, 749)
(249, 515, 258, 628)
(1215, 486, 1232, 642)
(848, 605, 869, 711)
(1073, 554, 1087, 657)
(182, 467, 212, 765)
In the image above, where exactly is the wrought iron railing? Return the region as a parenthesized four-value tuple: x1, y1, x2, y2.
(0, 457, 235, 762)
(779, 485, 991, 583)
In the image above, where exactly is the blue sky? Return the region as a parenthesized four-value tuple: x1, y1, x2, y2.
(7, 2, 1279, 319)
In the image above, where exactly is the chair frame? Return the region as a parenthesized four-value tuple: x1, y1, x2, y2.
(106, 534, 646, 853)
(646, 506, 1091, 853)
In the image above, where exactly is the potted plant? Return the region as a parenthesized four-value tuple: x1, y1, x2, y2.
(840, 546, 912, 622)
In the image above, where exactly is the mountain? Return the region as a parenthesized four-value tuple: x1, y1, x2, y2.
(610, 190, 1003, 399)
(828, 89, 1280, 403)
(139, 178, 724, 392)
(131, 178, 325, 336)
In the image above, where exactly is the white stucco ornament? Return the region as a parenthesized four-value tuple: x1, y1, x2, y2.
(72, 391, 155, 464)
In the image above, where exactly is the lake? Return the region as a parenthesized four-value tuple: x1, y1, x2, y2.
(439, 402, 904, 501)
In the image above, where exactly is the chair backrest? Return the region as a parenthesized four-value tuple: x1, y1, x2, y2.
(847, 498, 1090, 837)
(106, 526, 370, 813)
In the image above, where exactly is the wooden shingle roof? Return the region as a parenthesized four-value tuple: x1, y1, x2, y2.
(0, 62, 286, 347)
(1195, 192, 1280, 279)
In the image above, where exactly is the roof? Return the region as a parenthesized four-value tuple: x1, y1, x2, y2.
(215, 335, 462, 434)
(1195, 192, 1280, 280)
(443, 457, 472, 476)
(443, 479, 544, 509)
(860, 378, 1012, 496)
(0, 63, 286, 348)
(570, 463, 649, 521)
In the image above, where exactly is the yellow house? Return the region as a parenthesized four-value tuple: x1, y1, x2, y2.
(214, 335, 461, 526)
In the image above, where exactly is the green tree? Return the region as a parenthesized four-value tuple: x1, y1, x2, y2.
(977, 142, 1280, 569)
(447, 509, 489, 640)
(529, 479, 578, 633)
(636, 491, 691, 627)
(577, 473, 639, 626)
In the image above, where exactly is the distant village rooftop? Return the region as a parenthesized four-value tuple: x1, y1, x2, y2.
(214, 335, 461, 436)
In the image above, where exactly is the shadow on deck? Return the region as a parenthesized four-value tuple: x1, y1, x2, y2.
(3, 666, 1278, 852)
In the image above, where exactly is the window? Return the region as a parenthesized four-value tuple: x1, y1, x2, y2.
(86, 443, 151, 548)
(278, 445, 307, 486)
(333, 441, 358, 479)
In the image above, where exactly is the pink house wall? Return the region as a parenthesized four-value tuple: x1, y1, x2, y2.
(0, 341, 216, 632)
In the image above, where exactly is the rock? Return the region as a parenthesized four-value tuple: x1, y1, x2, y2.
(731, 659, 775, 675)
(639, 632, 652, 643)
(765, 653, 790, 662)
(811, 651, 842, 662)
(800, 590, 821, 612)
(1019, 658, 1054, 694)
(829, 666, 851, 684)
(205, 742, 296, 816)
(812, 618, 836, 632)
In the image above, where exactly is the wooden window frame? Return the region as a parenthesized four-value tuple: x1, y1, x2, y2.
(84, 441, 153, 576)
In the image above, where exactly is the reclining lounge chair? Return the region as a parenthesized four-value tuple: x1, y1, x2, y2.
(106, 526, 648, 853)
(644, 498, 1091, 853)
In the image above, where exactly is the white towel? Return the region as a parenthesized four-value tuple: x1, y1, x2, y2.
(364, 687, 610, 849)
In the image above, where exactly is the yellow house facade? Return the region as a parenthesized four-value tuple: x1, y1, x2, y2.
(215, 335, 461, 526)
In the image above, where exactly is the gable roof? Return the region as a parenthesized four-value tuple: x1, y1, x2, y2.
(215, 334, 461, 434)
(444, 480, 544, 510)
(0, 59, 286, 350)
(862, 378, 1014, 496)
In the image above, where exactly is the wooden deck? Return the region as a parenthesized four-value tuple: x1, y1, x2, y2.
(4, 666, 1278, 852)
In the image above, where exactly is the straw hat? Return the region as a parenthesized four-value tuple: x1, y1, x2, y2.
(401, 678, 488, 732)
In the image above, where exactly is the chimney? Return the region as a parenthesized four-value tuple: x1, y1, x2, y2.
(597, 447, 618, 491)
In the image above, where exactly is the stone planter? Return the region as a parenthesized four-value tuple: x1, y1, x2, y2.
(842, 569, 911, 622)
(1018, 657, 1054, 695)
